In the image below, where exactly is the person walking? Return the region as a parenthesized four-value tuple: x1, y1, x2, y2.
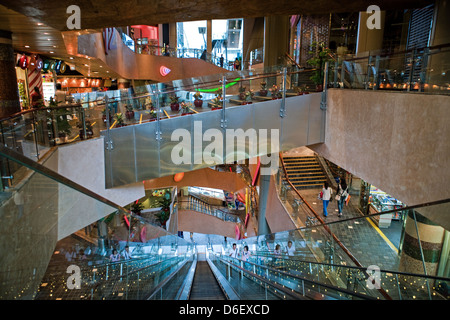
(336, 177, 348, 217)
(219, 54, 224, 68)
(321, 181, 332, 217)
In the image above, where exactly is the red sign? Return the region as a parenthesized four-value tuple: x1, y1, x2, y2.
(160, 66, 171, 77)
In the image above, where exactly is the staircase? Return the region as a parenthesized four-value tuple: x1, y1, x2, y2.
(283, 156, 326, 189)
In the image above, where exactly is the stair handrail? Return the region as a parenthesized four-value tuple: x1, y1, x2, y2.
(279, 152, 393, 300)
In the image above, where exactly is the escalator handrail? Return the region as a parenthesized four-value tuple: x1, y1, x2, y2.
(216, 253, 374, 300)
(279, 152, 392, 300)
(215, 254, 308, 300)
(243, 252, 450, 283)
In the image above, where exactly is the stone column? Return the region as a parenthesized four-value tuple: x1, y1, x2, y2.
(399, 210, 445, 277)
(0, 30, 21, 118)
(207, 20, 212, 53)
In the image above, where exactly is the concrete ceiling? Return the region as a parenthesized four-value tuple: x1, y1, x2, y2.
(0, 0, 433, 31)
(0, 4, 120, 79)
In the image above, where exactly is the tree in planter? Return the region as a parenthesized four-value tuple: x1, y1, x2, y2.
(114, 113, 126, 127)
(155, 197, 171, 227)
(306, 41, 332, 91)
(193, 92, 203, 108)
(131, 202, 144, 215)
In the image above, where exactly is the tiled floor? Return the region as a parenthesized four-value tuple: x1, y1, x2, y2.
(286, 187, 401, 271)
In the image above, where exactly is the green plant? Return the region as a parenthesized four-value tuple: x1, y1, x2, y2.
(114, 113, 125, 127)
(260, 81, 267, 90)
(155, 197, 171, 225)
(169, 95, 179, 103)
(245, 90, 254, 101)
(306, 41, 332, 85)
(193, 92, 203, 100)
(131, 202, 144, 214)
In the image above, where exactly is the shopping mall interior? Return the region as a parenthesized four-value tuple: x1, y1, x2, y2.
(0, 0, 449, 309)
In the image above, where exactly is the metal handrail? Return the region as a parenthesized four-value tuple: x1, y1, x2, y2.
(238, 252, 450, 283)
(216, 253, 375, 300)
(278, 152, 392, 300)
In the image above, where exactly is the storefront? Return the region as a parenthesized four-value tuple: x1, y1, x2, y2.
(368, 185, 405, 228)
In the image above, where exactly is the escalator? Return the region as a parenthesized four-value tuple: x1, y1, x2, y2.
(189, 261, 227, 300)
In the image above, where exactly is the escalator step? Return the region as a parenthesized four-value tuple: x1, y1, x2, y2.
(189, 261, 226, 300)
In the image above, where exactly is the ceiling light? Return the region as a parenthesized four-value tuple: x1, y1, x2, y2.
(49, 51, 54, 54)
(69, 57, 74, 59)
(37, 23, 43, 26)
(84, 64, 89, 66)
(24, 45, 30, 48)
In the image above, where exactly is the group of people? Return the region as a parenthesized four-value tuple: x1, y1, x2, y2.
(228, 240, 296, 262)
(320, 177, 349, 218)
(109, 245, 132, 262)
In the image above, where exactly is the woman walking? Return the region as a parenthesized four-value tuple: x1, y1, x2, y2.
(321, 182, 332, 217)
(336, 177, 348, 217)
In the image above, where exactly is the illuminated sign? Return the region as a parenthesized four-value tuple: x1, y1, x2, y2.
(160, 65, 171, 77)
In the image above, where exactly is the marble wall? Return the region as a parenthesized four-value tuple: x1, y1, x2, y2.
(310, 89, 450, 230)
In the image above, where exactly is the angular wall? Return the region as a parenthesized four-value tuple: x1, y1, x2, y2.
(310, 89, 450, 230)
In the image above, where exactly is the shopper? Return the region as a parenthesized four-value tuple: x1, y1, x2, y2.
(321, 181, 332, 217)
(164, 44, 170, 56)
(110, 249, 120, 262)
(55, 83, 67, 105)
(286, 240, 295, 256)
(30, 86, 43, 108)
(336, 177, 348, 217)
(219, 54, 224, 68)
(242, 245, 250, 262)
(122, 245, 132, 260)
(229, 243, 239, 258)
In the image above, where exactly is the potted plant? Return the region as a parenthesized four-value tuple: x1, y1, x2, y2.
(306, 41, 332, 92)
(131, 202, 144, 216)
(269, 85, 282, 99)
(210, 88, 223, 110)
(155, 197, 171, 227)
(297, 85, 310, 95)
(79, 120, 94, 140)
(114, 113, 126, 128)
(243, 90, 254, 105)
(52, 107, 72, 143)
(193, 92, 203, 108)
(125, 105, 135, 120)
(259, 81, 268, 96)
(238, 86, 246, 100)
(102, 107, 113, 124)
(169, 95, 180, 112)
(181, 102, 193, 115)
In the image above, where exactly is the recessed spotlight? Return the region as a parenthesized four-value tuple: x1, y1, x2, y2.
(37, 23, 43, 26)
(84, 64, 89, 66)
(99, 65, 102, 68)
(69, 57, 74, 60)
(47, 39, 51, 41)
(24, 45, 30, 48)
(49, 51, 54, 54)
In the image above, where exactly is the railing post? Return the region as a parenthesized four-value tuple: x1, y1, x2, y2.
(280, 67, 287, 118)
(407, 49, 416, 92)
(412, 210, 432, 300)
(374, 55, 380, 90)
(220, 76, 227, 165)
